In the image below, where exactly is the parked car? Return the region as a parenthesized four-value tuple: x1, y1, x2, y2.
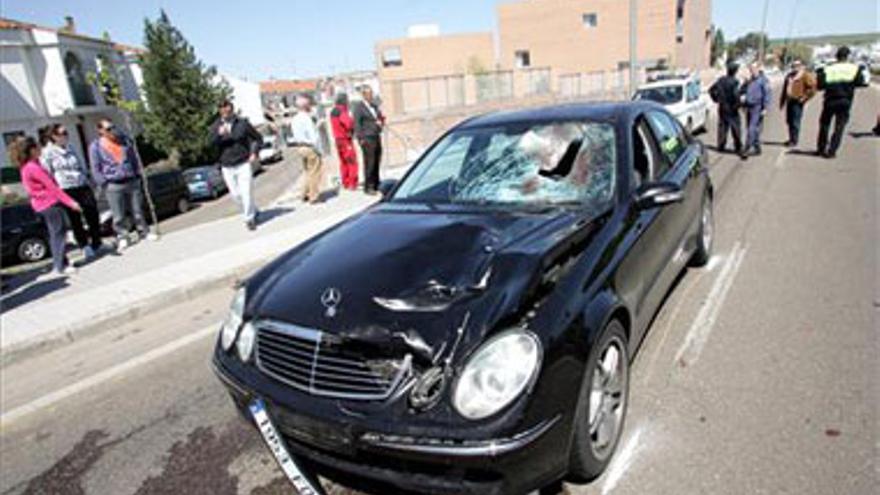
(259, 135, 283, 164)
(1, 202, 50, 264)
(99, 169, 191, 234)
(633, 74, 709, 133)
(213, 101, 714, 495)
(183, 165, 227, 200)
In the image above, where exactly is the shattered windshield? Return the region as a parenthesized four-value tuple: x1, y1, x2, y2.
(392, 121, 617, 209)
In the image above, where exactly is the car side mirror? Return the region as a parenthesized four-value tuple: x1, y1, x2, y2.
(635, 181, 684, 210)
(378, 179, 399, 199)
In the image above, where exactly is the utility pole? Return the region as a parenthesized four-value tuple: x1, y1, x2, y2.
(629, 0, 638, 97)
(758, 0, 770, 63)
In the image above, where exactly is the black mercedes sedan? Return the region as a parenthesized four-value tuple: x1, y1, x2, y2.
(213, 101, 713, 495)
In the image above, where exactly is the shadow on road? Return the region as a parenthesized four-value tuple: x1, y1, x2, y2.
(1, 275, 69, 313)
(257, 207, 295, 227)
(849, 131, 878, 139)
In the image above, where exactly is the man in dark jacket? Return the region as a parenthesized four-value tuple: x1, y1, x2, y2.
(352, 86, 385, 194)
(741, 63, 772, 156)
(816, 46, 869, 158)
(709, 63, 747, 159)
(211, 99, 262, 230)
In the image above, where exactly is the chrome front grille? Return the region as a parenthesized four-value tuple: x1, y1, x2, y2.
(255, 320, 410, 400)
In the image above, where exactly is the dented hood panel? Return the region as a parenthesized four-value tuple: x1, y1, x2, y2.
(249, 203, 586, 352)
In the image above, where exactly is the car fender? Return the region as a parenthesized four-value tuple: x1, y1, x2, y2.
(579, 288, 629, 353)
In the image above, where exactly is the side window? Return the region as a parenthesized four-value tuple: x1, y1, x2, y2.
(686, 82, 698, 102)
(632, 119, 664, 187)
(646, 111, 686, 173)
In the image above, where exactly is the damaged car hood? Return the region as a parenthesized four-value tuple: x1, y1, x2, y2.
(248, 203, 597, 356)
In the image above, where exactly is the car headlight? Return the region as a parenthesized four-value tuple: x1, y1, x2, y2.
(236, 321, 257, 361)
(220, 288, 246, 351)
(452, 330, 541, 420)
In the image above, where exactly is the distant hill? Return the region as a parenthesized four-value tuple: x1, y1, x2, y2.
(769, 32, 879, 47)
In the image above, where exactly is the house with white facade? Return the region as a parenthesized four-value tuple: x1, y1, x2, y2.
(0, 17, 142, 171)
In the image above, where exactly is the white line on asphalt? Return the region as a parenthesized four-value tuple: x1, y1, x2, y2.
(0, 323, 219, 427)
(600, 426, 645, 495)
(774, 150, 787, 169)
(674, 242, 748, 367)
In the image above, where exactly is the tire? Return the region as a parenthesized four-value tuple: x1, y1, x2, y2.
(18, 237, 48, 262)
(690, 195, 714, 267)
(177, 197, 190, 214)
(568, 320, 630, 483)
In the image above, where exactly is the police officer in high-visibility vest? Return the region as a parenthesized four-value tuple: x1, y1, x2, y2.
(816, 46, 869, 158)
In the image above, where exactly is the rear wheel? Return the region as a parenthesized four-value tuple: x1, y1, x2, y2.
(568, 320, 629, 482)
(691, 195, 713, 267)
(177, 197, 190, 214)
(18, 237, 48, 262)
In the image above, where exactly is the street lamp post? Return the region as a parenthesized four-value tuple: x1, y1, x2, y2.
(758, 0, 770, 63)
(629, 0, 638, 97)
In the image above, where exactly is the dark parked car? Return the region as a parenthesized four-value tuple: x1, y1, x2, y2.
(1, 202, 50, 264)
(183, 165, 227, 200)
(99, 169, 191, 234)
(213, 102, 714, 495)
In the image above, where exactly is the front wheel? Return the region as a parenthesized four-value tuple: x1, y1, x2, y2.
(568, 320, 630, 482)
(18, 237, 48, 262)
(177, 197, 190, 214)
(690, 196, 713, 267)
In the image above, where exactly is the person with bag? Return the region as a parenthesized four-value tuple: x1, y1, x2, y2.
(779, 60, 817, 147)
(89, 118, 153, 250)
(330, 93, 359, 190)
(211, 99, 263, 230)
(709, 62, 747, 160)
(13, 136, 81, 275)
(39, 124, 103, 260)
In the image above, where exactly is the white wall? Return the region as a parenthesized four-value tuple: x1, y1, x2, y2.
(220, 74, 265, 126)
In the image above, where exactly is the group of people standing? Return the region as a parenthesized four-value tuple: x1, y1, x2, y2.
(7, 118, 152, 276)
(210, 85, 386, 231)
(710, 45, 869, 160)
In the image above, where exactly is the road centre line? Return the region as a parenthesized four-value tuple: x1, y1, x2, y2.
(600, 426, 646, 495)
(0, 323, 219, 427)
(674, 242, 748, 367)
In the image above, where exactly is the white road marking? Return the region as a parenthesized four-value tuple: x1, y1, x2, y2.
(0, 323, 219, 427)
(674, 242, 748, 367)
(774, 150, 788, 169)
(600, 426, 645, 495)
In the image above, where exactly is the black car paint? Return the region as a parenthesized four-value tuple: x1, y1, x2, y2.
(213, 102, 712, 495)
(1, 203, 49, 264)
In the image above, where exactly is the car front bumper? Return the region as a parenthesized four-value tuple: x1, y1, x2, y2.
(213, 357, 570, 495)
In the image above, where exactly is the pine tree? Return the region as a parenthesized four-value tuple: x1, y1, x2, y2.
(138, 11, 229, 166)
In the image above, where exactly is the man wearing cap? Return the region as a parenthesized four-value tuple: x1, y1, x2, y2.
(815, 46, 869, 158)
(779, 60, 817, 147)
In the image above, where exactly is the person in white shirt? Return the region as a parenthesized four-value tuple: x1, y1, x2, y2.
(290, 95, 324, 204)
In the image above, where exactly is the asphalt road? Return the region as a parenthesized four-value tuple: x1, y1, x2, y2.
(1, 88, 877, 495)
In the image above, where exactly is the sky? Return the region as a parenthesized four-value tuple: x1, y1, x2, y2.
(3, 0, 878, 81)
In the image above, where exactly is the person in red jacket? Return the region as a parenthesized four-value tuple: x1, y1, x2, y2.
(329, 93, 359, 190)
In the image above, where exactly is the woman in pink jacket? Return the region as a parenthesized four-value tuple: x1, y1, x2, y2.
(12, 136, 81, 275)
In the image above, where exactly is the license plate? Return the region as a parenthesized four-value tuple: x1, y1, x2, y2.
(249, 399, 325, 495)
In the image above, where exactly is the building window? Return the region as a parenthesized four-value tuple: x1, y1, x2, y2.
(582, 13, 598, 28)
(64, 52, 95, 106)
(676, 0, 685, 43)
(382, 47, 402, 68)
(515, 50, 531, 68)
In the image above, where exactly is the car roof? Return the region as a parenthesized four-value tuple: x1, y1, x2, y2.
(457, 101, 656, 130)
(184, 165, 216, 172)
(637, 78, 693, 90)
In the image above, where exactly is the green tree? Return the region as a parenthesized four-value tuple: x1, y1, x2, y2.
(138, 11, 229, 166)
(728, 32, 770, 62)
(710, 28, 726, 66)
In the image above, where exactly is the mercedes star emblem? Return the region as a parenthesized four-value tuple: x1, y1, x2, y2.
(321, 287, 342, 318)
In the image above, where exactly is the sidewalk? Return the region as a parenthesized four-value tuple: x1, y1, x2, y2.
(0, 165, 411, 357)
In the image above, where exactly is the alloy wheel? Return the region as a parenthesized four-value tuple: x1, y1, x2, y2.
(19, 238, 47, 262)
(702, 200, 714, 254)
(587, 335, 628, 461)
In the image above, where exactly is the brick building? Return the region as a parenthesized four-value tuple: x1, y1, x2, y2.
(375, 0, 712, 118)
